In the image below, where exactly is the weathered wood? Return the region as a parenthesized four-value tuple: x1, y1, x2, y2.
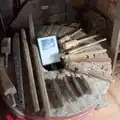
(111, 19, 120, 72)
(11, 0, 66, 28)
(29, 13, 51, 117)
(13, 33, 25, 110)
(21, 29, 40, 112)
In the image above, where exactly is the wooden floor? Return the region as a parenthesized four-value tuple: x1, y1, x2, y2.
(85, 74, 120, 120)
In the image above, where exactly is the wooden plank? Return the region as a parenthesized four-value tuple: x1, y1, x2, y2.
(21, 29, 40, 112)
(29, 13, 51, 117)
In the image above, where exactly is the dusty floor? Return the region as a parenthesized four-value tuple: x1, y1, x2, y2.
(85, 73, 120, 120)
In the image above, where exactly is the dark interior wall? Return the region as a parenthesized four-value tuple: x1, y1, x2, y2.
(0, 0, 13, 26)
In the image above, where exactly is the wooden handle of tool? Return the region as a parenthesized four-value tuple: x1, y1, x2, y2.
(63, 40, 78, 50)
(63, 35, 99, 50)
(0, 71, 17, 96)
(69, 38, 107, 54)
(59, 28, 82, 44)
(65, 49, 107, 62)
